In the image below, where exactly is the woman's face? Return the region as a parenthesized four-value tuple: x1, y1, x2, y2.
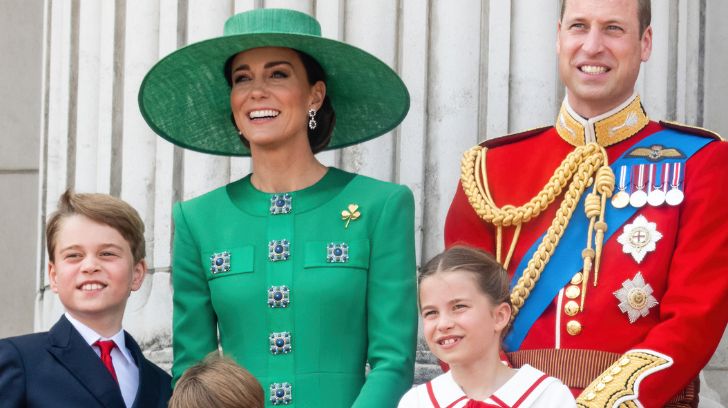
(229, 47, 325, 152)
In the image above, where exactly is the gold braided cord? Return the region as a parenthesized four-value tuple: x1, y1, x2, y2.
(460, 143, 614, 323)
(464, 145, 592, 227)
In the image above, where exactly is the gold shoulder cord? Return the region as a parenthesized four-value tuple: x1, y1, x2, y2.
(460, 143, 615, 323)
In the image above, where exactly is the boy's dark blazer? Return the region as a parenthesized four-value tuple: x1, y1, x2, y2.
(0, 315, 172, 408)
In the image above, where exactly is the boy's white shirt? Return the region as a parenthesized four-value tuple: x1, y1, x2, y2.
(65, 312, 139, 408)
(398, 364, 576, 408)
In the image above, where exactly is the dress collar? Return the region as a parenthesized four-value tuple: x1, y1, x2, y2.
(226, 167, 356, 216)
(555, 93, 649, 147)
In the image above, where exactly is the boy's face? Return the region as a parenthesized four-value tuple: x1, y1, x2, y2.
(49, 214, 145, 325)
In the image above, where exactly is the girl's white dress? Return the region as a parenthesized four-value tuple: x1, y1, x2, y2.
(398, 364, 575, 408)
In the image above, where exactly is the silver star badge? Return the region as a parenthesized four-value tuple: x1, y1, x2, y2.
(614, 272, 659, 323)
(616, 215, 663, 264)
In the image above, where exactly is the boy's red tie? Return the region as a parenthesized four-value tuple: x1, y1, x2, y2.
(94, 340, 118, 383)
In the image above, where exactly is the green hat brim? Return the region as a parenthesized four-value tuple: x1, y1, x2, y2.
(138, 32, 410, 157)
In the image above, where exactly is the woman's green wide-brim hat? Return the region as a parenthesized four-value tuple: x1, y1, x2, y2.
(138, 8, 410, 157)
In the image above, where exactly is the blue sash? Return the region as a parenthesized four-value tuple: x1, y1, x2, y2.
(504, 129, 714, 351)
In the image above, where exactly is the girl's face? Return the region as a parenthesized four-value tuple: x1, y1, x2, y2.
(229, 47, 325, 152)
(419, 270, 510, 368)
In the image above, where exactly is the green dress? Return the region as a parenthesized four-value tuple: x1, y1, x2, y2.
(171, 167, 417, 408)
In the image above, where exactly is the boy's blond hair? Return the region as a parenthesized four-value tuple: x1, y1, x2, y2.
(46, 190, 146, 263)
(169, 353, 264, 408)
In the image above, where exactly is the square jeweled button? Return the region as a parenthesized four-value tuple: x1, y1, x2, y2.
(269, 332, 292, 355)
(270, 193, 292, 215)
(327, 242, 349, 263)
(209, 251, 231, 274)
(269, 382, 292, 405)
(269, 240, 290, 262)
(268, 286, 290, 308)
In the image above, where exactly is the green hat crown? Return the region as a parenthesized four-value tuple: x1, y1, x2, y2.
(138, 8, 409, 157)
(224, 9, 321, 37)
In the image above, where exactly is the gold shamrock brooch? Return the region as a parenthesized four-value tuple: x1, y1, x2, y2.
(341, 204, 361, 228)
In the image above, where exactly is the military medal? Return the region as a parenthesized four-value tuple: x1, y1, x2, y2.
(611, 165, 630, 209)
(616, 215, 663, 264)
(629, 164, 648, 208)
(613, 272, 659, 323)
(665, 162, 684, 206)
(647, 163, 667, 207)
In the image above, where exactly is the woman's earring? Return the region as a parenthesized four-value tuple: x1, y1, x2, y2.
(308, 109, 318, 130)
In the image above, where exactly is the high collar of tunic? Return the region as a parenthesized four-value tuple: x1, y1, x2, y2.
(555, 92, 650, 148)
(225, 167, 356, 216)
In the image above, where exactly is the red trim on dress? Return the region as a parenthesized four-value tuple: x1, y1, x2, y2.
(426, 381, 442, 408)
(511, 373, 549, 408)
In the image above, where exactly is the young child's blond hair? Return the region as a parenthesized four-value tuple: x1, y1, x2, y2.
(169, 353, 264, 408)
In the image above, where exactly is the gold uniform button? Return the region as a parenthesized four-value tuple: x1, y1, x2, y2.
(565, 285, 581, 299)
(566, 320, 582, 335)
(571, 272, 583, 285)
(564, 300, 580, 316)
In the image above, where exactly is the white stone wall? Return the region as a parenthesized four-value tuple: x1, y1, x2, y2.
(31, 0, 728, 403)
(0, 0, 44, 339)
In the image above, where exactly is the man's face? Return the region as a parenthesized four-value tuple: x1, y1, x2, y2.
(557, 0, 652, 118)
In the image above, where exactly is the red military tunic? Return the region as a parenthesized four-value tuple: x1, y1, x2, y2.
(445, 94, 728, 407)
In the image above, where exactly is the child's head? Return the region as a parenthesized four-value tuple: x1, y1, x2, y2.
(46, 190, 146, 329)
(47, 190, 146, 264)
(418, 245, 512, 367)
(169, 353, 264, 408)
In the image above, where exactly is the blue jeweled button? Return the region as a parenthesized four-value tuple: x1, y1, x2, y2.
(269, 240, 290, 262)
(268, 286, 290, 308)
(209, 251, 231, 274)
(270, 383, 292, 405)
(270, 332, 292, 355)
(270, 193, 292, 215)
(327, 242, 349, 263)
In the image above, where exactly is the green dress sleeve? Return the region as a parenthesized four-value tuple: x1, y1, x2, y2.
(352, 185, 418, 407)
(170, 202, 218, 385)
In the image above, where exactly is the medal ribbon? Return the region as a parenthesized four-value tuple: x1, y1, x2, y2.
(504, 129, 714, 351)
(671, 162, 682, 189)
(618, 165, 627, 192)
(634, 164, 646, 192)
(647, 164, 655, 194)
(660, 163, 670, 192)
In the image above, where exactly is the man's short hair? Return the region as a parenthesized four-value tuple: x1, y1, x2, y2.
(560, 0, 652, 35)
(46, 190, 146, 263)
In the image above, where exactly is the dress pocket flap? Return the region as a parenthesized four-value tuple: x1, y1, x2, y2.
(203, 246, 255, 280)
(303, 240, 370, 270)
